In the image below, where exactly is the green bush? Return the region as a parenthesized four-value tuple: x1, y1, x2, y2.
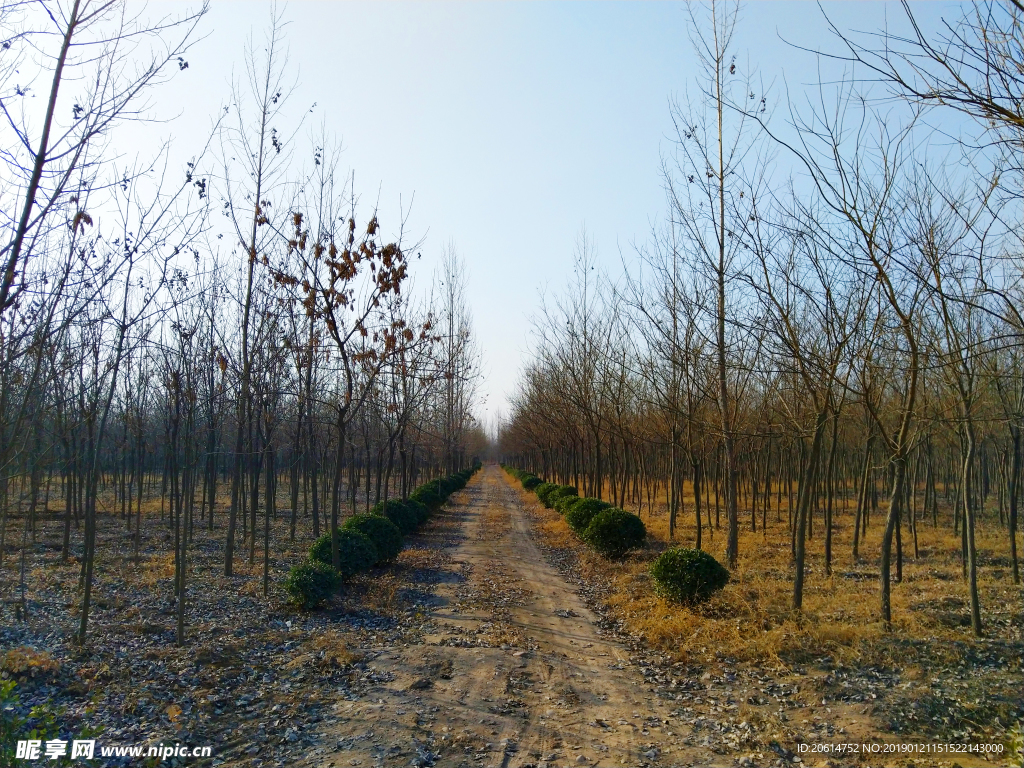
(507, 467, 530, 483)
(372, 499, 420, 535)
(583, 508, 646, 559)
(554, 493, 582, 516)
(408, 469, 477, 515)
(521, 474, 542, 491)
(407, 498, 430, 525)
(285, 560, 342, 608)
(0, 679, 21, 767)
(343, 514, 403, 562)
(548, 485, 579, 513)
(1008, 721, 1024, 768)
(535, 482, 558, 506)
(309, 528, 379, 576)
(564, 497, 612, 535)
(411, 484, 442, 511)
(649, 548, 730, 605)
(425, 478, 447, 497)
(1, 679, 103, 767)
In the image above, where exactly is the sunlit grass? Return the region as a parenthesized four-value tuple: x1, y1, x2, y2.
(514, 473, 1022, 669)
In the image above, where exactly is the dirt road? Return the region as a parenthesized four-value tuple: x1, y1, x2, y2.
(305, 465, 710, 768)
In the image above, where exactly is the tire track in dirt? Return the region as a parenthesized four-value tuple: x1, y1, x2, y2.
(307, 466, 726, 768)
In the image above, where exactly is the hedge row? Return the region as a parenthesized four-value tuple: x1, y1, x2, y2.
(286, 462, 482, 608)
(502, 464, 729, 604)
(502, 465, 645, 560)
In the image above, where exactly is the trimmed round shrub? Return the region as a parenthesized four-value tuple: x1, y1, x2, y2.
(535, 483, 558, 507)
(548, 485, 579, 513)
(650, 548, 730, 605)
(310, 528, 379, 576)
(564, 497, 612, 535)
(411, 484, 442, 511)
(391, 499, 421, 533)
(406, 499, 430, 525)
(372, 499, 419, 535)
(425, 478, 449, 498)
(285, 560, 341, 608)
(554, 493, 582, 516)
(521, 475, 542, 491)
(583, 508, 646, 559)
(343, 514, 403, 563)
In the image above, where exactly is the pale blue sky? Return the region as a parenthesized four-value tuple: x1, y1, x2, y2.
(145, 1, 963, 422)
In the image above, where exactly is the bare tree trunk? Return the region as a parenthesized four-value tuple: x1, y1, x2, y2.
(1010, 425, 1021, 584)
(853, 433, 875, 560)
(794, 410, 828, 611)
(264, 442, 275, 596)
(961, 422, 983, 636)
(669, 425, 679, 539)
(692, 458, 703, 550)
(824, 413, 840, 576)
(330, 410, 348, 571)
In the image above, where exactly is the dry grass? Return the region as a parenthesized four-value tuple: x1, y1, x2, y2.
(303, 629, 361, 668)
(509, 472, 1024, 747)
(517, 476, 1023, 670)
(397, 547, 436, 566)
(136, 551, 176, 588)
(0, 646, 61, 678)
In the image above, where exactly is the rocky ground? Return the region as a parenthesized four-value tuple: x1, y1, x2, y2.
(1, 466, 1019, 768)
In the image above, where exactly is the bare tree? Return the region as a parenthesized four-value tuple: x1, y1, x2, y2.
(742, 190, 871, 609)
(218, 6, 302, 575)
(436, 246, 482, 475)
(0, 0, 207, 318)
(665, 0, 769, 567)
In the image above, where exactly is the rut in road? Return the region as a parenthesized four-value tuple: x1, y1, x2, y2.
(306, 465, 718, 768)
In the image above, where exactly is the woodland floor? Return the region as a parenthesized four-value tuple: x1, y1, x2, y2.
(1, 466, 1022, 768)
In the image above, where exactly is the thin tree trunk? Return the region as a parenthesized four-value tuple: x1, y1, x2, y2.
(794, 411, 828, 611)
